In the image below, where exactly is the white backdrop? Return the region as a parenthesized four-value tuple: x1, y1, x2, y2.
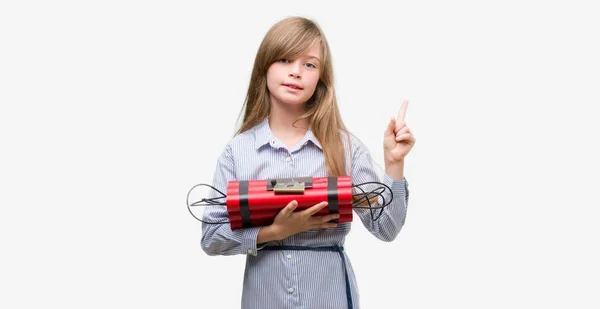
(2, 0, 599, 308)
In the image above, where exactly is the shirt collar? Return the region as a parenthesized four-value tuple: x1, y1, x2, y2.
(253, 117, 322, 150)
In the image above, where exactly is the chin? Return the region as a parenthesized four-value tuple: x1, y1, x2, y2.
(275, 95, 310, 106)
(282, 99, 308, 105)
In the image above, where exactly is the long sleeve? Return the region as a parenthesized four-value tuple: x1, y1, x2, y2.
(351, 147, 410, 242)
(200, 145, 263, 256)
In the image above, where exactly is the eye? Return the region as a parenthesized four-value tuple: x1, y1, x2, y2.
(278, 59, 290, 63)
(305, 62, 317, 69)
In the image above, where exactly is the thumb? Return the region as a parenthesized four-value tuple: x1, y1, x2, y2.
(384, 117, 396, 136)
(281, 200, 298, 215)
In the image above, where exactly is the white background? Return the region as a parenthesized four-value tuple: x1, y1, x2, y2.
(1, 0, 599, 308)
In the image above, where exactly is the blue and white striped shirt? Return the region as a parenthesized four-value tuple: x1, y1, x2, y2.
(201, 116, 409, 309)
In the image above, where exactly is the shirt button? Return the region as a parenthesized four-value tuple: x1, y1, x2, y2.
(286, 254, 292, 259)
(288, 287, 294, 293)
(286, 157, 291, 162)
(247, 249, 253, 254)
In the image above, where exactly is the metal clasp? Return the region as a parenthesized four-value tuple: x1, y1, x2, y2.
(266, 177, 313, 194)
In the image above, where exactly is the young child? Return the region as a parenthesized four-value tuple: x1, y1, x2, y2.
(201, 16, 415, 309)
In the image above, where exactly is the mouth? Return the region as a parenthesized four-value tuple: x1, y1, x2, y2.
(282, 83, 303, 90)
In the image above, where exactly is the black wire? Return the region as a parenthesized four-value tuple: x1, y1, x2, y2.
(352, 187, 387, 208)
(186, 183, 230, 224)
(351, 181, 393, 221)
(351, 181, 394, 208)
(351, 183, 379, 222)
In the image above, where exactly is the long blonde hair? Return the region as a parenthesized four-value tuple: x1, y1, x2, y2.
(236, 16, 350, 177)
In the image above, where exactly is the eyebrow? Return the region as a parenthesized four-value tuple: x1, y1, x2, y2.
(305, 55, 321, 62)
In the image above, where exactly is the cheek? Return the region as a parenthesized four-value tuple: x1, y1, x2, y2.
(306, 74, 320, 92)
(266, 69, 278, 92)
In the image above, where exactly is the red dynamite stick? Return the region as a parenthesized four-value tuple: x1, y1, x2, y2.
(226, 176, 353, 230)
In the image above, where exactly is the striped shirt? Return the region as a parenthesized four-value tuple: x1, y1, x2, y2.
(201, 116, 409, 309)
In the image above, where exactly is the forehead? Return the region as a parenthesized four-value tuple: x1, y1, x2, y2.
(278, 41, 321, 60)
(303, 43, 321, 59)
(281, 42, 320, 63)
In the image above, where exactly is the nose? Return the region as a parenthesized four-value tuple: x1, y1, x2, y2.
(288, 62, 302, 79)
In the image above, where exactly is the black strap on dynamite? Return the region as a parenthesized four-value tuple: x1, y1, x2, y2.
(327, 176, 339, 223)
(239, 181, 252, 228)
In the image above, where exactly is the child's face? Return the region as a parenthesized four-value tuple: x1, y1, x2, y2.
(266, 43, 321, 108)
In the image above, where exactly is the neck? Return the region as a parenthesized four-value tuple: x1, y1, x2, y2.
(268, 96, 310, 137)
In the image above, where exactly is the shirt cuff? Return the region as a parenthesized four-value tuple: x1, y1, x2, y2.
(383, 173, 409, 202)
(241, 227, 262, 256)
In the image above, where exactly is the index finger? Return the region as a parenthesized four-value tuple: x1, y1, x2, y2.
(302, 201, 329, 216)
(396, 100, 409, 123)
